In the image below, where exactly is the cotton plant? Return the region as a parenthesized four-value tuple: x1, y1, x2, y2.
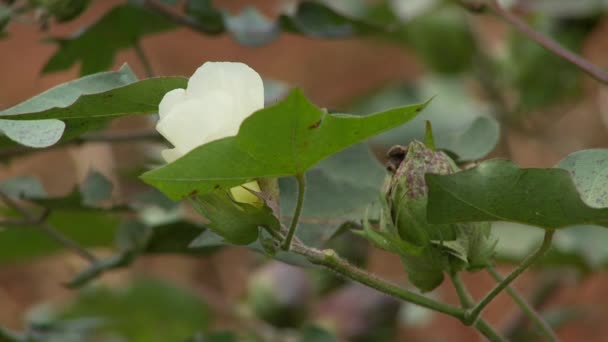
(136, 61, 561, 341)
(2, 58, 585, 341)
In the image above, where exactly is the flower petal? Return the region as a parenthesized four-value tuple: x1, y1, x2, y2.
(159, 88, 186, 119)
(230, 181, 262, 206)
(187, 62, 264, 127)
(160, 148, 182, 163)
(156, 95, 230, 155)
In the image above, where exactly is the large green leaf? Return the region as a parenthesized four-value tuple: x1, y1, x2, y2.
(141, 89, 426, 199)
(0, 65, 139, 147)
(3, 76, 185, 121)
(426, 159, 608, 229)
(43, 4, 176, 75)
(540, 149, 608, 269)
(0, 69, 185, 147)
(557, 149, 608, 208)
(350, 77, 499, 161)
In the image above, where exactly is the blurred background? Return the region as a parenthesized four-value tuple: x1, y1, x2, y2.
(1, 0, 608, 341)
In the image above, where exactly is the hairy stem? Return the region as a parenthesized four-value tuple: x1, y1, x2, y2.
(290, 242, 503, 340)
(291, 243, 466, 318)
(450, 272, 475, 308)
(487, 266, 558, 342)
(466, 229, 555, 325)
(450, 272, 506, 341)
(281, 173, 306, 250)
(487, 0, 608, 84)
(475, 319, 506, 342)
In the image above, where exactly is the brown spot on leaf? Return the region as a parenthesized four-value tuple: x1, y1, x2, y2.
(309, 119, 322, 129)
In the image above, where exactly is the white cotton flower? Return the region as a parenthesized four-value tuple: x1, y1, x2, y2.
(156, 61, 263, 205)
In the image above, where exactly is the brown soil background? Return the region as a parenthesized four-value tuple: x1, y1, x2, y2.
(1, 1, 608, 341)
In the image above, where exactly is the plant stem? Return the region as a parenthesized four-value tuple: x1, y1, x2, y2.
(449, 272, 475, 308)
(466, 229, 555, 325)
(450, 272, 506, 341)
(475, 319, 506, 342)
(486, 0, 608, 85)
(281, 173, 306, 250)
(291, 244, 465, 318)
(134, 42, 154, 78)
(487, 266, 558, 342)
(290, 243, 504, 340)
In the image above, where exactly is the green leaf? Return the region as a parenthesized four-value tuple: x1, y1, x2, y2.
(537, 149, 608, 269)
(4, 76, 184, 121)
(0, 174, 122, 263)
(0, 65, 139, 147)
(426, 159, 608, 229)
(0, 69, 185, 146)
(56, 279, 210, 341)
(185, 0, 225, 34)
(0, 118, 65, 148)
(12, 171, 123, 212)
(225, 7, 280, 47)
(80, 170, 113, 206)
(142, 89, 426, 199)
(557, 149, 608, 208)
(350, 77, 499, 161)
(279, 1, 384, 38)
(43, 4, 175, 75)
(0, 210, 118, 263)
(144, 221, 217, 254)
(0, 176, 47, 198)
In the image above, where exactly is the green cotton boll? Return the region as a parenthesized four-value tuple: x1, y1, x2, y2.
(378, 140, 495, 292)
(385, 141, 457, 247)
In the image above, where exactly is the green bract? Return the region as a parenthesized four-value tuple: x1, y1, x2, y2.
(141, 89, 427, 200)
(359, 141, 495, 292)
